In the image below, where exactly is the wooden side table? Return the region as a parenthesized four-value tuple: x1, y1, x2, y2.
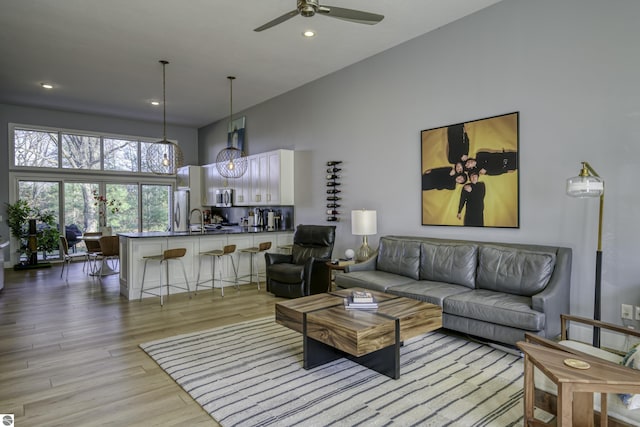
(517, 341, 640, 426)
(325, 261, 353, 292)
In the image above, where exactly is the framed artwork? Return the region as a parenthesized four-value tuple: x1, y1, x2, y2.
(421, 112, 519, 228)
(227, 116, 246, 152)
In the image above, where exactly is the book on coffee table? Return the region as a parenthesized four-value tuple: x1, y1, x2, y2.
(344, 295, 378, 310)
(351, 290, 374, 303)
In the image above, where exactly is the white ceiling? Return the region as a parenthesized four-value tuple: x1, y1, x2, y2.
(0, 0, 502, 128)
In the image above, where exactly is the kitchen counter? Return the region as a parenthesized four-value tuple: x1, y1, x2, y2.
(118, 226, 294, 238)
(118, 229, 294, 300)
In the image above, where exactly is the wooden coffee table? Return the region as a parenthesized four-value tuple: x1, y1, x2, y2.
(275, 288, 442, 379)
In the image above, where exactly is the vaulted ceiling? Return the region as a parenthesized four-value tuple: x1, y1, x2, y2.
(0, 0, 502, 127)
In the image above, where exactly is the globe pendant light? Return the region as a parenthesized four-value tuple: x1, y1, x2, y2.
(216, 76, 247, 178)
(146, 60, 183, 175)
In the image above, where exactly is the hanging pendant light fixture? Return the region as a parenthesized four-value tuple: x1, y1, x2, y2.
(216, 76, 248, 178)
(146, 60, 183, 175)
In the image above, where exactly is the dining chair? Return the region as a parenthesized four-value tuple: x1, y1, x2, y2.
(83, 232, 103, 274)
(97, 235, 119, 277)
(59, 236, 88, 279)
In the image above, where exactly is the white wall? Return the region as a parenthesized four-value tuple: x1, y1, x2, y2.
(199, 0, 640, 327)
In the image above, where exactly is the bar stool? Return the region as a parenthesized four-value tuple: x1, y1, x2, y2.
(238, 241, 271, 290)
(195, 244, 238, 297)
(140, 248, 191, 306)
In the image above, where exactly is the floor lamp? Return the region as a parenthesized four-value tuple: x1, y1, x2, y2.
(566, 161, 604, 347)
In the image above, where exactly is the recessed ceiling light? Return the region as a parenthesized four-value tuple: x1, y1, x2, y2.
(302, 30, 315, 38)
(151, 101, 160, 106)
(41, 83, 54, 89)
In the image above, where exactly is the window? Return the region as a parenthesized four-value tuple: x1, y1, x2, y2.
(104, 138, 139, 172)
(61, 133, 101, 170)
(64, 182, 99, 232)
(106, 183, 139, 233)
(14, 129, 59, 168)
(141, 185, 171, 232)
(10, 123, 180, 174)
(9, 124, 179, 258)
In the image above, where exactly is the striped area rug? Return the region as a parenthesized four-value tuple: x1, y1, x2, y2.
(140, 317, 525, 427)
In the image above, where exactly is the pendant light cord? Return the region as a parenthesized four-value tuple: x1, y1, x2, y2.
(228, 76, 235, 134)
(160, 60, 169, 141)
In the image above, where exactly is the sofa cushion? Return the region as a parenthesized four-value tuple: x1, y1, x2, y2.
(443, 289, 544, 331)
(387, 280, 472, 306)
(335, 270, 416, 293)
(419, 242, 477, 289)
(476, 246, 556, 296)
(376, 237, 421, 280)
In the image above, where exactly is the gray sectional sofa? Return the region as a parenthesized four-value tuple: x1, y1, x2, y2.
(335, 236, 572, 346)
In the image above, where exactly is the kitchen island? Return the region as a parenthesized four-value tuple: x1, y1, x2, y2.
(118, 228, 294, 300)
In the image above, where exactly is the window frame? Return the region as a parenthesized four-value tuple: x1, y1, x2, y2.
(8, 123, 178, 234)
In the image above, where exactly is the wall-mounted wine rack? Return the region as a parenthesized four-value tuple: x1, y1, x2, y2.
(326, 160, 342, 222)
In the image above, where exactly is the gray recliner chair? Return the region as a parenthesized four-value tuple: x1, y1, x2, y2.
(265, 224, 336, 298)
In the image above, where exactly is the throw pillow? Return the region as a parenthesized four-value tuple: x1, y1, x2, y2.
(619, 343, 640, 409)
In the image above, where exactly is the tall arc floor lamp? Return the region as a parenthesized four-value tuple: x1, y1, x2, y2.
(566, 161, 604, 347)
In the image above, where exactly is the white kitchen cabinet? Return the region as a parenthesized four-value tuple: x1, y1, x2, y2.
(246, 149, 294, 206)
(176, 165, 204, 211)
(205, 149, 294, 207)
(233, 166, 250, 205)
(246, 154, 263, 204)
(266, 149, 294, 205)
(202, 163, 224, 206)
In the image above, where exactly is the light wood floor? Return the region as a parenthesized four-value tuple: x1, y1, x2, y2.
(0, 260, 285, 426)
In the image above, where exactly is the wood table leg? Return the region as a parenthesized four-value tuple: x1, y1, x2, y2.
(573, 392, 594, 427)
(558, 384, 573, 427)
(523, 353, 535, 423)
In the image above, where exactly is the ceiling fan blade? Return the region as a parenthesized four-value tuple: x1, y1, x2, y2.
(254, 9, 300, 32)
(318, 5, 384, 25)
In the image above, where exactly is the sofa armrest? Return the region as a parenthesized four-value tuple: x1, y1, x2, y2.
(344, 252, 377, 273)
(530, 247, 572, 339)
(265, 252, 292, 266)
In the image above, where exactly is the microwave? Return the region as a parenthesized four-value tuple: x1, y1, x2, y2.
(215, 188, 233, 207)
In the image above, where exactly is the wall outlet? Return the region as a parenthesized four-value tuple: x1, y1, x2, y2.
(635, 306, 640, 320)
(622, 304, 633, 320)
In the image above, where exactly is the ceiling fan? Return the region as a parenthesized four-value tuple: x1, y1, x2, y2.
(254, 0, 384, 32)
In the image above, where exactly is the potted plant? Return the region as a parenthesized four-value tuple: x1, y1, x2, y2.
(5, 199, 60, 269)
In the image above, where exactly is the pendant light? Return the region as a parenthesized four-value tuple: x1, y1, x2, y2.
(146, 60, 183, 175)
(216, 76, 248, 178)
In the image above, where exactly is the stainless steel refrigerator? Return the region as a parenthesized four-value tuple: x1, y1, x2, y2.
(173, 189, 190, 232)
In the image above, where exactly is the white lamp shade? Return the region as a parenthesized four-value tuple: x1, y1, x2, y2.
(351, 210, 377, 235)
(566, 175, 604, 198)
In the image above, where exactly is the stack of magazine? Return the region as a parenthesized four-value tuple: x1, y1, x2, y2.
(344, 290, 378, 310)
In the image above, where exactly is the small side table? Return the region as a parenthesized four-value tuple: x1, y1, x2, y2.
(325, 261, 353, 292)
(517, 340, 640, 426)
